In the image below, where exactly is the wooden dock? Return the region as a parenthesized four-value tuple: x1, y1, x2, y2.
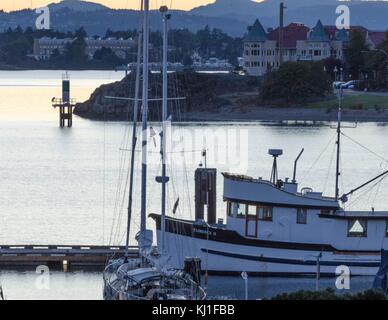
(0, 245, 139, 270)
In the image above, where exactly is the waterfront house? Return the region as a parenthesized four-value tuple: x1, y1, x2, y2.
(243, 19, 385, 76)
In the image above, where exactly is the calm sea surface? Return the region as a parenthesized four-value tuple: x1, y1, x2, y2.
(1, 70, 387, 299)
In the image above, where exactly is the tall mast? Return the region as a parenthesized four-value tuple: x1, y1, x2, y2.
(125, 2, 143, 259)
(159, 6, 170, 253)
(335, 88, 342, 201)
(140, 0, 150, 234)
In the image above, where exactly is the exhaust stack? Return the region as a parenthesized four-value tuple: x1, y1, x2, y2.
(194, 168, 217, 224)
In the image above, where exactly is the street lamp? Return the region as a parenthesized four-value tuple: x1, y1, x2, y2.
(334, 66, 338, 81)
(304, 253, 323, 291)
(241, 272, 249, 300)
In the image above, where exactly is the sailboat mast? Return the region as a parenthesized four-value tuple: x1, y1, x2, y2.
(125, 3, 143, 259)
(335, 88, 342, 201)
(140, 0, 150, 233)
(160, 6, 170, 253)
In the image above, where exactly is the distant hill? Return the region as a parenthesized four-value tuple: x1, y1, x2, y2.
(1, 0, 388, 37)
(190, 0, 388, 31)
(48, 0, 109, 12)
(0, 8, 247, 37)
(190, 0, 337, 20)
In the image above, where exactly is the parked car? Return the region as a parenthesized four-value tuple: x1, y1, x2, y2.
(340, 80, 358, 89)
(333, 81, 345, 89)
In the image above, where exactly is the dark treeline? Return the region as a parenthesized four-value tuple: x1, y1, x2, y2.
(345, 29, 388, 90)
(0, 25, 242, 69)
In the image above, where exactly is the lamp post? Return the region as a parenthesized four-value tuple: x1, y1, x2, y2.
(334, 66, 338, 82)
(241, 272, 249, 300)
(304, 253, 323, 291)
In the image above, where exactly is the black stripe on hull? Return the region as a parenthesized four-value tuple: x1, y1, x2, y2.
(149, 214, 381, 254)
(200, 270, 339, 277)
(201, 249, 380, 268)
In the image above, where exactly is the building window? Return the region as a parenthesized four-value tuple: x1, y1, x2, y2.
(314, 50, 321, 56)
(258, 206, 273, 221)
(347, 219, 368, 237)
(297, 208, 307, 224)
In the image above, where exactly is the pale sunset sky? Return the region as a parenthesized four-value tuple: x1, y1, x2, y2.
(0, 0, 262, 12)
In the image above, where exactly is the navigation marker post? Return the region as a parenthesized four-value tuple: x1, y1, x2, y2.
(51, 73, 76, 127)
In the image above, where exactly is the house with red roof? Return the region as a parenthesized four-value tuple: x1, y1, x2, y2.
(243, 19, 386, 76)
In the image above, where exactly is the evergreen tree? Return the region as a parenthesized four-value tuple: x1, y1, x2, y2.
(344, 29, 370, 79)
(260, 61, 331, 103)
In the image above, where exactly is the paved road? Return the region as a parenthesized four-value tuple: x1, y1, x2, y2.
(343, 89, 388, 97)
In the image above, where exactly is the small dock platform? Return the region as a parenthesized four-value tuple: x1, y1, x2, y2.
(0, 245, 139, 270)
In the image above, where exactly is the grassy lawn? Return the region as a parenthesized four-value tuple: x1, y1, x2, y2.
(306, 93, 388, 110)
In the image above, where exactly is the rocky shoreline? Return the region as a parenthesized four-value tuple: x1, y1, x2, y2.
(74, 71, 388, 123)
(181, 107, 388, 122)
(74, 71, 260, 121)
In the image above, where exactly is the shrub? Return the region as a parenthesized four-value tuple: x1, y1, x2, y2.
(260, 61, 332, 104)
(271, 288, 386, 300)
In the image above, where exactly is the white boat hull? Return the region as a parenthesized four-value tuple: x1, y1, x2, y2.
(151, 215, 382, 276)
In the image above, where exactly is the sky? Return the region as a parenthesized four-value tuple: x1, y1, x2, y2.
(0, 0, 230, 12)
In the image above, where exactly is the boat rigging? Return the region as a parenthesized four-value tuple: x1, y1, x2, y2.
(103, 1, 206, 300)
(340, 169, 388, 203)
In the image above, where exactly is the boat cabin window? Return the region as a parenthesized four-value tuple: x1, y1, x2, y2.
(227, 201, 247, 218)
(347, 219, 367, 237)
(227, 202, 242, 218)
(247, 205, 257, 217)
(321, 209, 335, 215)
(297, 208, 307, 224)
(227, 202, 273, 220)
(237, 203, 247, 217)
(258, 206, 273, 221)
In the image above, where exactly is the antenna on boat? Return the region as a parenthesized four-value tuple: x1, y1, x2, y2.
(335, 88, 343, 201)
(269, 149, 283, 184)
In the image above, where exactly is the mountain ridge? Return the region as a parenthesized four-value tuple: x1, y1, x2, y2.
(1, 0, 388, 36)
(48, 0, 109, 12)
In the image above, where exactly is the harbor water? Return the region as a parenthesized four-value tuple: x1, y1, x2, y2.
(1, 70, 387, 299)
